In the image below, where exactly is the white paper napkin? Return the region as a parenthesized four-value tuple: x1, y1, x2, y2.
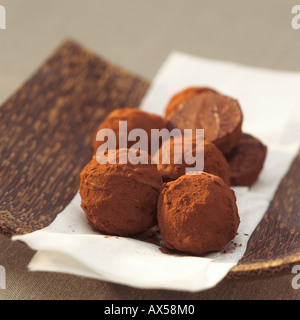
(12, 52, 300, 292)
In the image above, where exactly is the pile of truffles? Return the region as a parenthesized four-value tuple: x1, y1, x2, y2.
(80, 86, 267, 256)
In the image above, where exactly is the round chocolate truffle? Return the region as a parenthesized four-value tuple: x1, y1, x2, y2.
(165, 87, 243, 154)
(92, 107, 168, 155)
(154, 136, 230, 184)
(226, 133, 267, 186)
(80, 149, 163, 236)
(157, 172, 240, 256)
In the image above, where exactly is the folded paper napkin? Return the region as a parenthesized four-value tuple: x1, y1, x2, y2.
(13, 52, 300, 292)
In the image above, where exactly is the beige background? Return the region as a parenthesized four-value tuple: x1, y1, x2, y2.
(0, 0, 300, 299)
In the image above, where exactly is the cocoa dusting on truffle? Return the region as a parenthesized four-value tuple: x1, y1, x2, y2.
(154, 136, 230, 185)
(80, 149, 163, 236)
(157, 172, 240, 256)
(79, 84, 269, 258)
(226, 133, 267, 186)
(164, 87, 243, 154)
(92, 107, 168, 155)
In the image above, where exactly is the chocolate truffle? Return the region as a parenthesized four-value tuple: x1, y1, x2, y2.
(226, 133, 267, 186)
(154, 136, 230, 184)
(157, 173, 240, 256)
(80, 149, 163, 236)
(92, 107, 168, 155)
(165, 87, 243, 154)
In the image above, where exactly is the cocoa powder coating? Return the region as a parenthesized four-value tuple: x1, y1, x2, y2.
(157, 173, 240, 256)
(78, 84, 269, 258)
(226, 133, 267, 186)
(80, 149, 163, 236)
(154, 136, 230, 184)
(92, 107, 168, 155)
(165, 87, 243, 154)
